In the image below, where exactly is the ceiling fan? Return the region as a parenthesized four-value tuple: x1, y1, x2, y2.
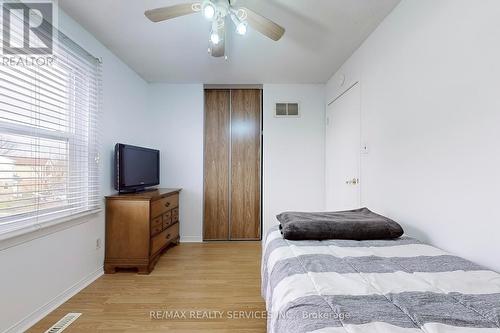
(145, 0, 285, 58)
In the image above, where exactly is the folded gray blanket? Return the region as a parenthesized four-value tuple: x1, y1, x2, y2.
(276, 207, 404, 240)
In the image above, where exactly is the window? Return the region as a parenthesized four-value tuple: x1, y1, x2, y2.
(0, 15, 101, 236)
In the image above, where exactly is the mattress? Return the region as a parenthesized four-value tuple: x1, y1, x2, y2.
(262, 225, 500, 333)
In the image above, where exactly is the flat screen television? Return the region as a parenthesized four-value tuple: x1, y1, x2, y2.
(114, 143, 159, 193)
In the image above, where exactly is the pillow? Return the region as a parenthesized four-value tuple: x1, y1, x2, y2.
(276, 207, 403, 240)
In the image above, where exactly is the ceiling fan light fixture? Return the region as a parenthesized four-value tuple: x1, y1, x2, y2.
(202, 1, 216, 20)
(230, 11, 246, 36)
(210, 19, 223, 45)
(144, 1, 285, 58)
(210, 32, 220, 44)
(236, 22, 247, 35)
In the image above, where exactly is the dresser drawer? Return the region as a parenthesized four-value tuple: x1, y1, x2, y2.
(150, 222, 179, 255)
(165, 223, 179, 243)
(151, 224, 163, 236)
(172, 208, 179, 222)
(151, 194, 179, 218)
(151, 229, 167, 255)
(162, 211, 173, 229)
(151, 215, 163, 236)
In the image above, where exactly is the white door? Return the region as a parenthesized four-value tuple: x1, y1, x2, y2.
(325, 83, 361, 211)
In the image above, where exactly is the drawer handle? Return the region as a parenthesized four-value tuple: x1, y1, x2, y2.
(166, 233, 171, 239)
(165, 202, 171, 207)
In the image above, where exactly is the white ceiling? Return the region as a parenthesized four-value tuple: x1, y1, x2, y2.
(59, 0, 400, 83)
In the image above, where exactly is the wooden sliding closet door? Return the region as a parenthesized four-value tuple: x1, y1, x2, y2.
(203, 90, 230, 240)
(230, 89, 261, 240)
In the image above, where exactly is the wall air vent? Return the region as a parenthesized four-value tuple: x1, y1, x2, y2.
(44, 313, 81, 333)
(275, 102, 300, 117)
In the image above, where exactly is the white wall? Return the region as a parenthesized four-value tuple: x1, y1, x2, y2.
(263, 84, 326, 234)
(147, 84, 204, 242)
(146, 84, 326, 240)
(327, 0, 500, 271)
(0, 9, 150, 332)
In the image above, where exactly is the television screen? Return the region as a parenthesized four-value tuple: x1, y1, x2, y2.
(115, 144, 159, 192)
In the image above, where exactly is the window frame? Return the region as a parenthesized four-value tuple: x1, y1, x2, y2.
(0, 51, 101, 242)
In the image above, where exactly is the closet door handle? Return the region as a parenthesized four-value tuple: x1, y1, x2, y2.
(345, 178, 359, 185)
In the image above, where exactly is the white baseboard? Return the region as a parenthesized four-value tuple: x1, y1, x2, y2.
(180, 236, 203, 243)
(5, 266, 103, 333)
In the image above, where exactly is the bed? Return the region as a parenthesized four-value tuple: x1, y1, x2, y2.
(262, 225, 500, 333)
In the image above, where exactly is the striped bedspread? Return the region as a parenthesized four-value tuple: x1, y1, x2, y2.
(262, 225, 500, 333)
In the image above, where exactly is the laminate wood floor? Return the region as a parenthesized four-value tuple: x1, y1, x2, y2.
(28, 242, 266, 332)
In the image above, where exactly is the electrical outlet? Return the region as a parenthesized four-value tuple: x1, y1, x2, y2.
(95, 238, 102, 250)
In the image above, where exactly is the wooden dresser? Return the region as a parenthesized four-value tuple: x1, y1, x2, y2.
(104, 188, 181, 274)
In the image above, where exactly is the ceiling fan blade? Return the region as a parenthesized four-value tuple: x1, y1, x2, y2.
(145, 2, 201, 22)
(210, 23, 226, 57)
(237, 7, 285, 41)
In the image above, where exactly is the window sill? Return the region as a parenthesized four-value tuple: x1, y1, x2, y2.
(0, 209, 102, 251)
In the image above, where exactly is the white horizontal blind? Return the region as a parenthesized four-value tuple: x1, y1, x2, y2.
(0, 8, 102, 235)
